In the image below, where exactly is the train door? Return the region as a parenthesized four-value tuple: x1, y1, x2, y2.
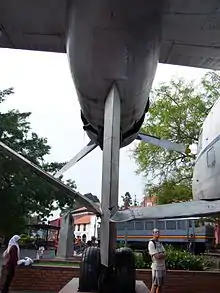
(177, 219, 187, 250)
(187, 219, 195, 253)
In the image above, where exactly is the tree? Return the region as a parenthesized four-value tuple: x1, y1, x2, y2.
(0, 88, 77, 237)
(149, 180, 192, 205)
(133, 71, 220, 202)
(60, 192, 100, 215)
(121, 192, 132, 209)
(28, 215, 40, 225)
(84, 193, 100, 203)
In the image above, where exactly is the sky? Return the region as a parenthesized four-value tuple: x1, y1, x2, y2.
(0, 48, 209, 219)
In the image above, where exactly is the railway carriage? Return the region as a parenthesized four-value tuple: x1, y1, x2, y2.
(116, 217, 215, 253)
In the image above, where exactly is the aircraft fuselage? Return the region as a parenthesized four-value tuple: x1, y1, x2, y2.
(193, 98, 220, 200)
(66, 0, 163, 148)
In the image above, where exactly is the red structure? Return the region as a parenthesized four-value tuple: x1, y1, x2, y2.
(49, 207, 93, 229)
(141, 195, 157, 207)
(214, 220, 220, 247)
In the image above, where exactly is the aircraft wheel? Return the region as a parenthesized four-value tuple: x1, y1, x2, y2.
(78, 246, 101, 292)
(98, 265, 116, 293)
(114, 247, 136, 293)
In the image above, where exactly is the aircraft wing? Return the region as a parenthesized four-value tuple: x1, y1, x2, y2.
(0, 0, 66, 53)
(111, 200, 220, 222)
(1, 1, 220, 70)
(160, 1, 220, 70)
(0, 140, 101, 215)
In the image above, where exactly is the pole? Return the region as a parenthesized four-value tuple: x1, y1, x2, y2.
(125, 223, 128, 247)
(94, 217, 97, 238)
(100, 84, 121, 267)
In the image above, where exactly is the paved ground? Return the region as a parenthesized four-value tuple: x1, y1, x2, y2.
(0, 248, 55, 260)
(0, 248, 56, 272)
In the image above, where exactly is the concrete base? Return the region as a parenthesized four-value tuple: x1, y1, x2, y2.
(59, 278, 150, 293)
(56, 212, 74, 259)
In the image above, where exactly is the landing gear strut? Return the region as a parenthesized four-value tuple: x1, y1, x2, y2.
(79, 85, 136, 293)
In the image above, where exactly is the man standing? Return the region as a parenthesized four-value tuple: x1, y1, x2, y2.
(148, 228, 166, 293)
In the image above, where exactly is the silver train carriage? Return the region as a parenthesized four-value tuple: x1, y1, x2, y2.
(116, 217, 215, 253)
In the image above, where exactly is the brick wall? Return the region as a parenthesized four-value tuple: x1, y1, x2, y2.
(1, 266, 79, 292)
(1, 265, 220, 293)
(136, 269, 220, 293)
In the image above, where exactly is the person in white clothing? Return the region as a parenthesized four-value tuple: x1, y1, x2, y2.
(36, 246, 45, 260)
(148, 228, 166, 293)
(17, 257, 34, 266)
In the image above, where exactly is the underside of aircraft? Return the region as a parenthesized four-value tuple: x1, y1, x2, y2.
(1, 0, 220, 268)
(1, 0, 219, 68)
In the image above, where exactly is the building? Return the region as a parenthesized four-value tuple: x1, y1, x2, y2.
(49, 207, 100, 243)
(141, 195, 157, 207)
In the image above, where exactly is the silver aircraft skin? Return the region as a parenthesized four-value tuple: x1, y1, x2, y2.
(66, 0, 162, 148)
(2, 0, 220, 269)
(193, 98, 220, 201)
(1, 0, 220, 152)
(1, 1, 220, 237)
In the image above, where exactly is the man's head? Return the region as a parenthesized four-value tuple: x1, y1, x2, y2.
(152, 228, 160, 240)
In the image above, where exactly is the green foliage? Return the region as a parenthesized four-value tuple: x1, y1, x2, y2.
(0, 88, 77, 237)
(133, 71, 220, 202)
(116, 242, 131, 249)
(83, 193, 100, 203)
(164, 245, 210, 271)
(19, 234, 33, 247)
(149, 179, 192, 204)
(60, 192, 100, 215)
(134, 245, 211, 271)
(121, 192, 133, 208)
(120, 192, 140, 209)
(135, 252, 150, 269)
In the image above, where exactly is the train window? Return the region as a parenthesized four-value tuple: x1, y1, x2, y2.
(166, 221, 176, 230)
(155, 221, 165, 230)
(200, 221, 205, 226)
(195, 220, 200, 227)
(127, 221, 135, 230)
(135, 221, 144, 230)
(145, 221, 154, 230)
(188, 220, 193, 227)
(207, 147, 215, 168)
(117, 223, 125, 230)
(177, 220, 186, 230)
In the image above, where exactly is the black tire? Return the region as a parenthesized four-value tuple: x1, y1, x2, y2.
(98, 265, 116, 293)
(78, 246, 101, 292)
(114, 247, 136, 293)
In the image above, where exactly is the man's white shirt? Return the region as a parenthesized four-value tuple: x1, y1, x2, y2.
(148, 240, 166, 270)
